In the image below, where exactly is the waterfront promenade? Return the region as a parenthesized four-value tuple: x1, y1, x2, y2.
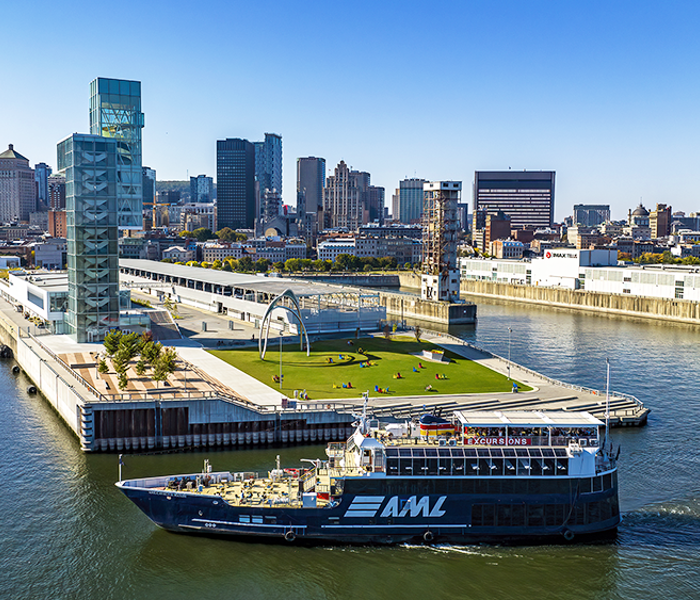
(0, 290, 648, 453)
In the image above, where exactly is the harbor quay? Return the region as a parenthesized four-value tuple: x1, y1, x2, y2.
(0, 287, 648, 453)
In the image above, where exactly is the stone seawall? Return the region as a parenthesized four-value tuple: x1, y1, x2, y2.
(460, 279, 700, 324)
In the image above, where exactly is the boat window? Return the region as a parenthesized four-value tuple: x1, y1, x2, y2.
(425, 448, 438, 457)
(465, 449, 477, 457)
(385, 448, 399, 457)
(516, 448, 529, 457)
(398, 448, 413, 457)
(503, 448, 516, 457)
(490, 448, 504, 458)
(554, 448, 568, 457)
(450, 448, 465, 457)
(542, 448, 555, 457)
(437, 448, 451, 457)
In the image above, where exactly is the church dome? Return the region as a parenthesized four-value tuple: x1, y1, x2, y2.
(631, 204, 649, 217)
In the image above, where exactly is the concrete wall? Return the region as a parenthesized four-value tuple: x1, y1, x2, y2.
(379, 292, 477, 325)
(460, 279, 700, 324)
(16, 336, 84, 440)
(397, 272, 422, 289)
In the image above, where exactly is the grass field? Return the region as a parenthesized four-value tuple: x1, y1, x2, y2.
(209, 336, 531, 400)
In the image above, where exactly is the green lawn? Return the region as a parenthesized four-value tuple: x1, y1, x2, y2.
(208, 336, 531, 400)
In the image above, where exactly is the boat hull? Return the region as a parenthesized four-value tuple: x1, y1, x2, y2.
(118, 471, 620, 545)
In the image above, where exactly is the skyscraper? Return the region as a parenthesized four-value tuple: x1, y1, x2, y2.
(217, 138, 256, 230)
(323, 160, 367, 230)
(89, 77, 144, 229)
(473, 171, 555, 229)
(255, 133, 282, 195)
(573, 204, 610, 227)
(34, 162, 52, 206)
(397, 178, 427, 224)
(190, 174, 214, 203)
(296, 156, 325, 215)
(0, 144, 36, 223)
(57, 134, 120, 342)
(367, 185, 385, 224)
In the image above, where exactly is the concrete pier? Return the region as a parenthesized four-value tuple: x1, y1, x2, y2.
(0, 289, 648, 454)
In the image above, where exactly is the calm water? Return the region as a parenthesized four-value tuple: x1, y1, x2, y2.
(2, 298, 700, 600)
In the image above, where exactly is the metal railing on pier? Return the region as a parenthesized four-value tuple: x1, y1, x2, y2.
(415, 328, 647, 415)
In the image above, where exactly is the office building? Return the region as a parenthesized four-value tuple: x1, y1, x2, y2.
(473, 171, 555, 229)
(217, 138, 256, 230)
(255, 133, 282, 197)
(90, 77, 144, 229)
(57, 133, 120, 342)
(396, 178, 427, 224)
(367, 185, 385, 224)
(142, 167, 156, 207)
(190, 174, 214, 203)
(573, 204, 610, 227)
(0, 144, 36, 223)
(650, 203, 672, 239)
(48, 174, 66, 209)
(296, 156, 325, 215)
(323, 160, 367, 230)
(34, 162, 52, 206)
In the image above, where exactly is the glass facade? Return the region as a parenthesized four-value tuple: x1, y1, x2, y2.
(57, 134, 120, 342)
(217, 138, 256, 230)
(90, 78, 144, 229)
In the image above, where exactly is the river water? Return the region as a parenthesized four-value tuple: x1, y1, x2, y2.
(1, 297, 699, 600)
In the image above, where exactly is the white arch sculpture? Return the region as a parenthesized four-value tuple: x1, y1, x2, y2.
(258, 289, 310, 360)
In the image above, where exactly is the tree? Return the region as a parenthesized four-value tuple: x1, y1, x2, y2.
(235, 232, 248, 242)
(142, 341, 163, 366)
(255, 258, 270, 273)
(238, 256, 254, 272)
(300, 259, 313, 272)
(152, 347, 177, 387)
(135, 358, 147, 377)
(335, 254, 352, 271)
(284, 258, 301, 272)
(118, 371, 129, 390)
(103, 330, 122, 357)
(98, 359, 109, 374)
(216, 227, 236, 242)
(186, 260, 200, 268)
(273, 261, 286, 272)
(179, 230, 194, 239)
(414, 325, 421, 342)
(404, 262, 412, 271)
(118, 331, 142, 362)
(201, 261, 212, 269)
(222, 261, 233, 272)
(212, 259, 222, 270)
(193, 227, 215, 242)
(383, 324, 391, 339)
(312, 259, 326, 272)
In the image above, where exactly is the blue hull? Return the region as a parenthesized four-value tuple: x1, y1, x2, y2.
(118, 473, 620, 545)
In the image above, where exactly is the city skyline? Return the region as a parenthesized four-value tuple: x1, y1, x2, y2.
(2, 1, 700, 221)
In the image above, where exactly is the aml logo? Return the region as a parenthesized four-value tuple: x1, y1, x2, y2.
(344, 495, 447, 518)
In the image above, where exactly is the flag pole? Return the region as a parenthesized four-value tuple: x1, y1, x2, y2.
(605, 358, 610, 446)
(119, 454, 123, 482)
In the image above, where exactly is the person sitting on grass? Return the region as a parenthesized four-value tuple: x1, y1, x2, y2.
(425, 384, 433, 391)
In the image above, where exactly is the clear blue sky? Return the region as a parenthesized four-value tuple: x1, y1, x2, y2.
(2, 0, 699, 221)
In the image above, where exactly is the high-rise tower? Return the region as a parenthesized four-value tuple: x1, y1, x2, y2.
(296, 156, 325, 216)
(0, 145, 36, 223)
(57, 134, 120, 342)
(217, 138, 256, 230)
(473, 171, 555, 229)
(90, 77, 144, 229)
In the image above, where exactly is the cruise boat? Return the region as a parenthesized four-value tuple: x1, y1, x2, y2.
(116, 401, 621, 544)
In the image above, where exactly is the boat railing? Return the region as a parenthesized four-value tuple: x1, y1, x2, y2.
(382, 435, 598, 448)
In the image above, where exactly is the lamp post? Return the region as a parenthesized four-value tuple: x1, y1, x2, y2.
(507, 327, 512, 380)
